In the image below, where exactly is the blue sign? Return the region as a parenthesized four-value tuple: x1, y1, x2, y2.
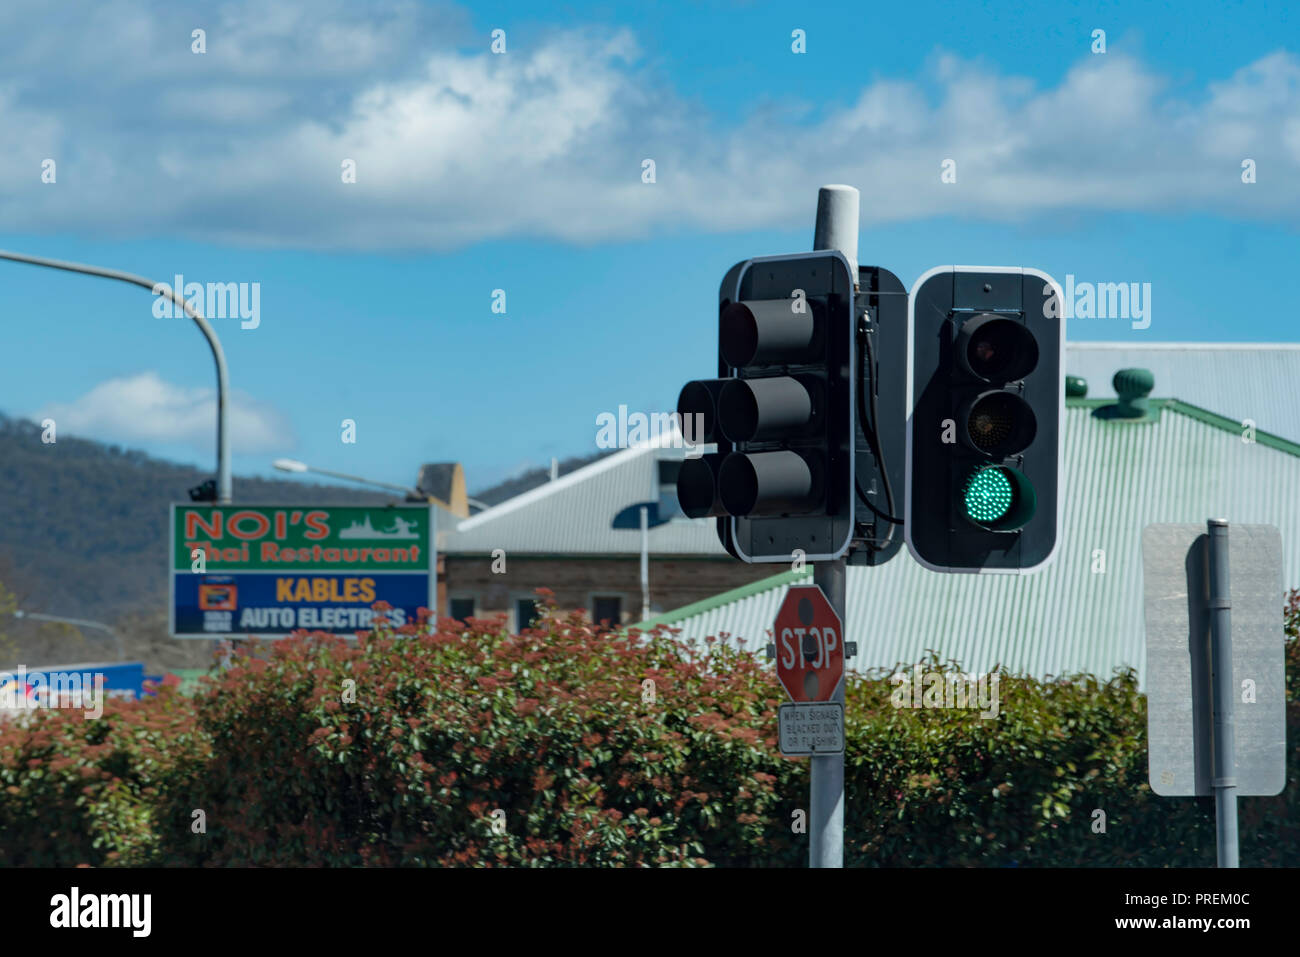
(0, 661, 158, 704)
(172, 572, 431, 636)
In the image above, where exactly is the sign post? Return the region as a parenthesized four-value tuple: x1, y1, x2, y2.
(170, 504, 436, 639)
(810, 564, 845, 869)
(1142, 521, 1287, 867)
(1205, 520, 1238, 868)
(773, 579, 846, 866)
(805, 184, 855, 869)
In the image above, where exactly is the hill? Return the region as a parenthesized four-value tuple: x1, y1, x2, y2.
(0, 414, 395, 671)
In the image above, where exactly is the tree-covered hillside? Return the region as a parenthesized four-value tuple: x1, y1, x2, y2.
(0, 413, 395, 670)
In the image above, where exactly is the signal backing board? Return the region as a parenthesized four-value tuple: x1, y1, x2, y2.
(1142, 523, 1286, 797)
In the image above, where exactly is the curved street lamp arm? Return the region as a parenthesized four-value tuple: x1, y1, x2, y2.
(0, 249, 232, 503)
(12, 610, 126, 662)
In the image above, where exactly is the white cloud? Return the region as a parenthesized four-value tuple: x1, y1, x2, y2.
(33, 372, 294, 453)
(0, 0, 1295, 249)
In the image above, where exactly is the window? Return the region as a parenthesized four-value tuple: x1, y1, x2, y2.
(515, 598, 541, 631)
(448, 597, 475, 622)
(591, 595, 623, 627)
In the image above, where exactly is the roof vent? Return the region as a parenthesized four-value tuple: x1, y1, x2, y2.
(1113, 368, 1154, 417)
(1094, 368, 1158, 422)
(1065, 375, 1087, 398)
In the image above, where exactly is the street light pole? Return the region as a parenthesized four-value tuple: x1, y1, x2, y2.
(12, 610, 126, 662)
(640, 505, 650, 620)
(272, 458, 422, 497)
(0, 250, 232, 503)
(273, 459, 490, 513)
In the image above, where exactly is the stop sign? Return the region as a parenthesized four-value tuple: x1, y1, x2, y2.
(773, 585, 843, 702)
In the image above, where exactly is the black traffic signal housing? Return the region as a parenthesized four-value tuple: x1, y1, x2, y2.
(676, 251, 856, 563)
(188, 478, 217, 502)
(905, 266, 1064, 572)
(847, 265, 908, 567)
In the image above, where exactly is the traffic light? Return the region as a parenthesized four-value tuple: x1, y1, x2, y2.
(676, 251, 856, 563)
(905, 266, 1065, 572)
(188, 478, 217, 502)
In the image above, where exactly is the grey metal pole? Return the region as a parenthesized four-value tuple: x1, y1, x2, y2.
(811, 560, 846, 868)
(808, 184, 858, 869)
(814, 185, 860, 279)
(640, 505, 650, 620)
(1206, 519, 1239, 868)
(0, 250, 232, 503)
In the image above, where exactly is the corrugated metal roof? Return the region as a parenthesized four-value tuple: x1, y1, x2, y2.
(643, 400, 1300, 688)
(1066, 342, 1300, 443)
(441, 430, 725, 556)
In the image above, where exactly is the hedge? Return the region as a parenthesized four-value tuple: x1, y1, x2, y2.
(0, 589, 1295, 867)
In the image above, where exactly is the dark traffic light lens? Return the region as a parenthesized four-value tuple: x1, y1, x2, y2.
(717, 376, 815, 443)
(959, 315, 1038, 382)
(676, 455, 724, 518)
(963, 391, 1037, 456)
(720, 299, 816, 368)
(961, 465, 1036, 530)
(717, 450, 818, 517)
(676, 380, 723, 445)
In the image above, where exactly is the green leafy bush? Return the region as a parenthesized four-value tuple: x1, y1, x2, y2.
(0, 676, 207, 866)
(179, 595, 798, 866)
(0, 589, 1295, 867)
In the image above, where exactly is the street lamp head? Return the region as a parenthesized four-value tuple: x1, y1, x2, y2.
(273, 458, 308, 473)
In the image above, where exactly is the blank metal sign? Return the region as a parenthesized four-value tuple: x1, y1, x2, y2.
(1141, 523, 1286, 797)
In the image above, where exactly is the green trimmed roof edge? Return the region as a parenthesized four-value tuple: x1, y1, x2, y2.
(628, 567, 809, 632)
(1067, 396, 1300, 456)
(1165, 399, 1300, 457)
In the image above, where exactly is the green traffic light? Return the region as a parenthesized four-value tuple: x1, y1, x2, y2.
(960, 464, 1037, 531)
(963, 466, 1015, 524)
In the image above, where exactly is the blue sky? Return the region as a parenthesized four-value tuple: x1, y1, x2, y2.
(0, 0, 1296, 491)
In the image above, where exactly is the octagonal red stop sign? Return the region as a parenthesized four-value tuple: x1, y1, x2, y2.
(774, 584, 843, 702)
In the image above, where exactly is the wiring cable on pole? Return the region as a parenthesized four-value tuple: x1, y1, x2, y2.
(855, 313, 902, 551)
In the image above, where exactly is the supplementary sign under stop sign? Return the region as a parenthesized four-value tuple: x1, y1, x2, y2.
(778, 702, 845, 756)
